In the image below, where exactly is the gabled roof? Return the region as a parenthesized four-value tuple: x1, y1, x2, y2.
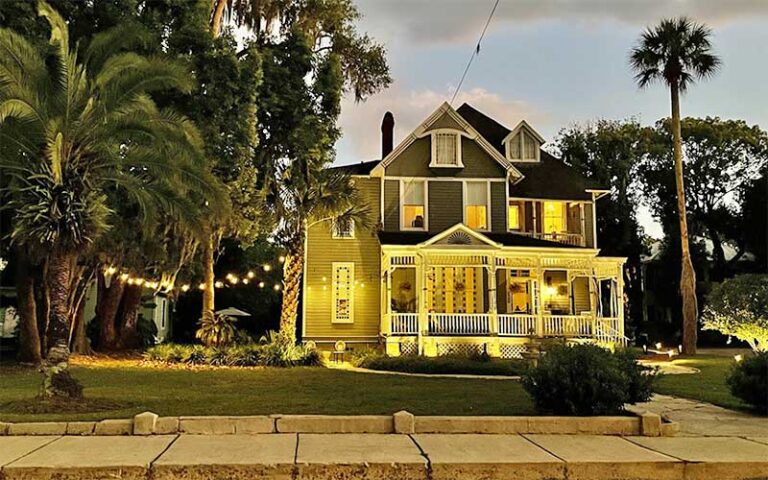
(502, 120, 546, 145)
(370, 102, 523, 179)
(329, 159, 380, 175)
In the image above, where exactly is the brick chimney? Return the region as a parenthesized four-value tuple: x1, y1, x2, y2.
(381, 111, 394, 158)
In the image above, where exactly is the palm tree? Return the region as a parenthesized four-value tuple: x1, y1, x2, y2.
(630, 17, 721, 355)
(265, 160, 370, 345)
(0, 2, 226, 397)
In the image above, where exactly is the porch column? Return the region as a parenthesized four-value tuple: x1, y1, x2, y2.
(487, 261, 498, 336)
(416, 253, 427, 355)
(617, 265, 626, 341)
(383, 267, 392, 336)
(535, 266, 544, 337)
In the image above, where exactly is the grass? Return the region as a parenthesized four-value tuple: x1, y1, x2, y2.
(358, 355, 526, 376)
(653, 355, 749, 411)
(0, 360, 535, 422)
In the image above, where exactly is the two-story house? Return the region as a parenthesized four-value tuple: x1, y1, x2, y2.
(301, 102, 626, 358)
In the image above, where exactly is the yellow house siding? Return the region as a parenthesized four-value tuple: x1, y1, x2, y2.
(572, 276, 591, 314)
(303, 177, 381, 339)
(585, 205, 595, 247)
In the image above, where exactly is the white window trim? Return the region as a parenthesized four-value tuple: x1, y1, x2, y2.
(505, 130, 541, 163)
(428, 128, 465, 168)
(399, 178, 429, 231)
(331, 262, 355, 324)
(331, 218, 355, 239)
(462, 180, 491, 232)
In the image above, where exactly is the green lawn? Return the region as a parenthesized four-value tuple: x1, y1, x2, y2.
(653, 355, 748, 411)
(0, 363, 535, 422)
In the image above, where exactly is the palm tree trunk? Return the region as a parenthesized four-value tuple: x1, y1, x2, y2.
(211, 0, 228, 37)
(96, 272, 124, 350)
(41, 247, 82, 399)
(202, 234, 216, 323)
(670, 83, 698, 355)
(15, 250, 42, 364)
(71, 299, 92, 355)
(278, 245, 303, 344)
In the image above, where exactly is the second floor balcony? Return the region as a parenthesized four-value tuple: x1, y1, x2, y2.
(507, 199, 590, 247)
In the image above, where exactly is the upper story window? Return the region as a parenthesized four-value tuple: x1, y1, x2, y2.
(543, 201, 566, 233)
(504, 122, 543, 162)
(401, 179, 427, 230)
(429, 130, 464, 168)
(508, 202, 522, 231)
(464, 181, 489, 230)
(332, 218, 355, 239)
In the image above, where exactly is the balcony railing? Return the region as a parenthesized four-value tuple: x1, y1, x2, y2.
(517, 231, 584, 246)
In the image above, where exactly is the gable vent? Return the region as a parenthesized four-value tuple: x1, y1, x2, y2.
(447, 231, 472, 245)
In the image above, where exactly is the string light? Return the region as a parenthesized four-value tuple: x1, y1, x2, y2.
(181, 284, 191, 292)
(198, 283, 205, 290)
(105, 266, 117, 275)
(279, 256, 285, 263)
(214, 281, 224, 288)
(263, 264, 272, 272)
(229, 276, 239, 285)
(273, 284, 281, 291)
(242, 278, 249, 285)
(258, 281, 265, 288)
(247, 271, 255, 279)
(120, 273, 129, 281)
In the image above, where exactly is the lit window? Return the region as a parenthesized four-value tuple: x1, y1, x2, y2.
(465, 182, 488, 230)
(431, 132, 462, 167)
(543, 201, 565, 233)
(402, 179, 426, 230)
(332, 218, 354, 239)
(332, 263, 354, 323)
(508, 204, 521, 230)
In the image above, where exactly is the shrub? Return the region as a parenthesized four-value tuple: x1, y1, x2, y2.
(702, 274, 768, 352)
(727, 352, 768, 413)
(358, 354, 527, 376)
(521, 344, 656, 415)
(348, 347, 381, 367)
(143, 341, 321, 368)
(195, 313, 238, 348)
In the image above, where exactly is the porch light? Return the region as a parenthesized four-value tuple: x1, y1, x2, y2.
(734, 354, 743, 363)
(545, 286, 557, 297)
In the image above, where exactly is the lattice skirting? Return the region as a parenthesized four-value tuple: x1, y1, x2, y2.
(437, 342, 485, 357)
(400, 341, 419, 356)
(499, 344, 527, 359)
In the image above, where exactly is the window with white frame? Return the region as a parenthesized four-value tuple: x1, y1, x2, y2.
(465, 181, 489, 230)
(401, 179, 426, 230)
(331, 217, 354, 239)
(507, 130, 539, 161)
(508, 202, 522, 231)
(430, 132, 462, 167)
(332, 262, 354, 323)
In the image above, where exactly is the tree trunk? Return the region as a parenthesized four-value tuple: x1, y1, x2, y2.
(41, 248, 82, 399)
(15, 250, 42, 364)
(278, 245, 303, 345)
(670, 84, 698, 355)
(96, 272, 124, 350)
(116, 284, 143, 350)
(71, 299, 92, 355)
(202, 234, 216, 323)
(211, 0, 227, 37)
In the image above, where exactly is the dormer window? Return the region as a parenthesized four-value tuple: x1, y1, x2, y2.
(504, 121, 544, 162)
(429, 130, 463, 168)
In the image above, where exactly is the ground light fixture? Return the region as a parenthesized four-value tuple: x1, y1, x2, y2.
(734, 354, 743, 363)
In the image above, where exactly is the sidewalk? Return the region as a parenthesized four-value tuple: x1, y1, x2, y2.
(2, 433, 768, 480)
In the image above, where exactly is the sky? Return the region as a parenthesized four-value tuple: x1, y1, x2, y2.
(333, 0, 768, 238)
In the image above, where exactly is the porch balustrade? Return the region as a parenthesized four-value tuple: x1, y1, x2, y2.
(388, 311, 624, 343)
(517, 231, 584, 246)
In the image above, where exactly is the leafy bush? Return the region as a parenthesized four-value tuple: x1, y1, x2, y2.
(702, 274, 768, 352)
(521, 344, 656, 415)
(357, 354, 527, 376)
(144, 340, 321, 368)
(727, 352, 768, 413)
(348, 347, 381, 367)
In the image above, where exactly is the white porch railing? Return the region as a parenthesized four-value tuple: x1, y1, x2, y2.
(595, 317, 626, 345)
(517, 231, 584, 246)
(542, 315, 593, 337)
(389, 313, 418, 335)
(498, 314, 536, 336)
(428, 313, 490, 335)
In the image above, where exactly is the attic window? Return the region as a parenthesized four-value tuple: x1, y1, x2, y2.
(507, 129, 540, 162)
(430, 131, 463, 167)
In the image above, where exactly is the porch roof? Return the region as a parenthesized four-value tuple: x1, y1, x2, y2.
(378, 230, 583, 248)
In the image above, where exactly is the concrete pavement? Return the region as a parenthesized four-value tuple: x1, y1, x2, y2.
(2, 433, 768, 480)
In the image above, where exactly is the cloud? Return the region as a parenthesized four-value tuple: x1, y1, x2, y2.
(356, 0, 768, 45)
(336, 85, 547, 162)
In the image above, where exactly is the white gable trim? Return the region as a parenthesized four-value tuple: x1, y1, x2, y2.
(502, 120, 546, 145)
(417, 223, 502, 249)
(371, 102, 523, 180)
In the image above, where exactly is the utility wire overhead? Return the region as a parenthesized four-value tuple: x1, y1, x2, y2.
(450, 0, 501, 105)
